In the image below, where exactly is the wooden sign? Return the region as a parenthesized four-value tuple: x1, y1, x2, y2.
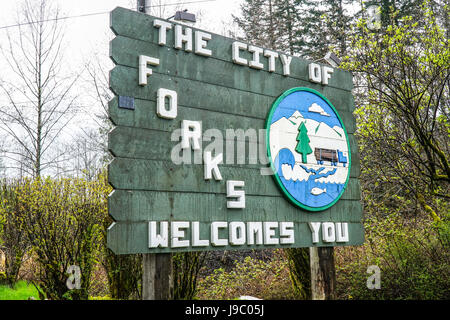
(107, 7, 364, 254)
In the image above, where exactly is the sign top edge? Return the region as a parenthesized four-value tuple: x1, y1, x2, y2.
(109, 6, 354, 82)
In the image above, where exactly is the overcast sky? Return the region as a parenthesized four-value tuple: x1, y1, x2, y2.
(0, 0, 243, 63)
(0, 0, 244, 122)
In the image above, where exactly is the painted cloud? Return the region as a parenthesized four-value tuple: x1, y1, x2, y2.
(308, 103, 330, 117)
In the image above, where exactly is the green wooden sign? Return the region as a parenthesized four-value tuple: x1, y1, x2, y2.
(107, 7, 364, 254)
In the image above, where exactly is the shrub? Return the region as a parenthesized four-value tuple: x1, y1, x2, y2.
(335, 211, 450, 299)
(0, 181, 30, 287)
(11, 176, 108, 299)
(101, 251, 142, 300)
(173, 251, 207, 300)
(196, 250, 295, 300)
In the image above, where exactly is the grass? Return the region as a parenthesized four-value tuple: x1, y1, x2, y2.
(0, 281, 40, 300)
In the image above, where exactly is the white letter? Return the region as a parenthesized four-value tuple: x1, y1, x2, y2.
(229, 222, 246, 245)
(247, 222, 263, 245)
(192, 222, 209, 247)
(248, 45, 264, 70)
(181, 120, 201, 150)
(308, 222, 321, 243)
(280, 222, 295, 244)
(335, 222, 349, 242)
(204, 151, 223, 180)
(264, 50, 278, 72)
(264, 222, 279, 245)
(139, 55, 160, 86)
(280, 54, 292, 76)
(226, 180, 245, 209)
(232, 41, 248, 66)
(195, 31, 212, 56)
(211, 222, 228, 246)
(175, 24, 192, 52)
(322, 66, 334, 85)
(153, 19, 172, 46)
(149, 221, 169, 248)
(308, 63, 322, 83)
(157, 88, 177, 119)
(171, 221, 190, 248)
(322, 222, 336, 243)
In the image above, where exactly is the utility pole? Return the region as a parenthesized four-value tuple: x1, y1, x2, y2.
(136, 0, 174, 301)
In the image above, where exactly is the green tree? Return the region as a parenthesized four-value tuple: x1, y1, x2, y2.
(342, 0, 449, 220)
(233, 0, 281, 49)
(295, 122, 313, 163)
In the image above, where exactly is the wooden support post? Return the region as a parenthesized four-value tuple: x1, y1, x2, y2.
(309, 247, 336, 300)
(142, 253, 173, 300)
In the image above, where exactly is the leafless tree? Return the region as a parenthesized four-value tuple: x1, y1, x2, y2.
(0, 0, 82, 178)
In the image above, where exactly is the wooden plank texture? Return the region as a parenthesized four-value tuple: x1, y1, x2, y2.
(109, 7, 354, 92)
(108, 157, 360, 195)
(107, 220, 365, 254)
(107, 125, 361, 177)
(108, 94, 357, 135)
(109, 64, 356, 121)
(108, 188, 362, 223)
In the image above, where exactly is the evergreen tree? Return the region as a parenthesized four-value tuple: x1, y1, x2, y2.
(295, 122, 313, 163)
(233, 0, 280, 48)
(300, 0, 356, 59)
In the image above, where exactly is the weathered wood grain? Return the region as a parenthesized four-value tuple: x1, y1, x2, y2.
(108, 157, 360, 195)
(142, 253, 173, 300)
(107, 220, 365, 254)
(108, 125, 360, 176)
(310, 247, 336, 300)
(108, 186, 362, 222)
(110, 36, 355, 106)
(108, 95, 357, 135)
(110, 7, 354, 92)
(109, 63, 356, 120)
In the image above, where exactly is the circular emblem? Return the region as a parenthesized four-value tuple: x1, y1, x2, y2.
(266, 87, 351, 211)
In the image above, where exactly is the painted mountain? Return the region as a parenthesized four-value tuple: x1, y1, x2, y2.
(268, 91, 350, 209)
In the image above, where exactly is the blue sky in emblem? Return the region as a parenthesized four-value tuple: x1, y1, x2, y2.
(270, 91, 342, 129)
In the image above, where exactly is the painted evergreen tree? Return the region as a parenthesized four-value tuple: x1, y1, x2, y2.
(295, 122, 312, 163)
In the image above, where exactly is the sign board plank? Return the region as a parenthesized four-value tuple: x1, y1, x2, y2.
(108, 125, 361, 177)
(107, 220, 364, 254)
(109, 65, 356, 117)
(108, 94, 357, 135)
(108, 157, 360, 195)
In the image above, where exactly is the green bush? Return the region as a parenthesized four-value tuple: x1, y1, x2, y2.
(0, 181, 29, 287)
(9, 176, 108, 299)
(336, 212, 450, 300)
(196, 250, 295, 300)
(173, 251, 207, 300)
